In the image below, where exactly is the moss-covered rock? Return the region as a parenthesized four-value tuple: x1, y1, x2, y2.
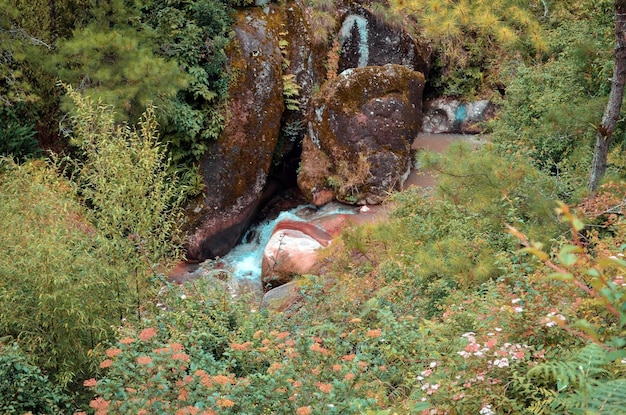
(186, 5, 285, 260)
(298, 64, 425, 205)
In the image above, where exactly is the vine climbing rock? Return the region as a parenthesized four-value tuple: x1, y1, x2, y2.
(297, 64, 425, 205)
(184, 5, 285, 261)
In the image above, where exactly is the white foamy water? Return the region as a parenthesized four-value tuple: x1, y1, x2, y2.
(220, 203, 357, 281)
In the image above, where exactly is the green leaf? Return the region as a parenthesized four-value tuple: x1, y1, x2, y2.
(549, 272, 574, 281)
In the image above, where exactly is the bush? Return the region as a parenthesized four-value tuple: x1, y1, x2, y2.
(0, 343, 70, 415)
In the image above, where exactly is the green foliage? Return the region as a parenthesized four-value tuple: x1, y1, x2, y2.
(0, 86, 184, 394)
(61, 84, 184, 264)
(0, 343, 70, 415)
(53, 26, 188, 123)
(282, 73, 302, 111)
(0, 105, 41, 161)
(391, 0, 547, 97)
(0, 158, 134, 388)
(141, 0, 234, 164)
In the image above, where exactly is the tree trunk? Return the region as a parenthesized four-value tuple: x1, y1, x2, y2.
(588, 1, 626, 191)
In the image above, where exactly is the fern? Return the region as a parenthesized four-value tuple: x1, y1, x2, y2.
(527, 344, 626, 414)
(282, 74, 302, 111)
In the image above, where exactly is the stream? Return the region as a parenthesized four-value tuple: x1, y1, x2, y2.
(168, 133, 486, 289)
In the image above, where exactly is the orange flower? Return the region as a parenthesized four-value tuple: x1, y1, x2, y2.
(296, 406, 312, 415)
(309, 342, 330, 355)
(292, 380, 303, 388)
(172, 352, 190, 362)
(344, 373, 355, 381)
(137, 355, 153, 365)
(268, 362, 283, 374)
(138, 327, 157, 341)
(106, 348, 122, 358)
(212, 374, 232, 385)
(100, 359, 113, 369)
(178, 388, 189, 401)
(230, 341, 252, 351)
(217, 399, 235, 408)
(253, 330, 264, 339)
(89, 397, 110, 411)
(175, 406, 198, 415)
(275, 331, 290, 339)
(83, 378, 97, 387)
(341, 354, 356, 361)
(119, 337, 135, 345)
(332, 364, 342, 372)
(316, 382, 333, 393)
(170, 342, 184, 351)
(366, 329, 382, 338)
(349, 318, 362, 323)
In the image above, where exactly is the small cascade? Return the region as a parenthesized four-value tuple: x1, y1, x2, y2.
(221, 207, 309, 280)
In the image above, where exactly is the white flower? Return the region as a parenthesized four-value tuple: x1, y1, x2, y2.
(511, 298, 521, 304)
(430, 361, 438, 368)
(514, 306, 524, 313)
(479, 404, 495, 415)
(494, 358, 509, 368)
(495, 327, 502, 332)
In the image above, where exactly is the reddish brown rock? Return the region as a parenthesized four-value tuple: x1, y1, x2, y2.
(298, 64, 425, 206)
(185, 6, 285, 260)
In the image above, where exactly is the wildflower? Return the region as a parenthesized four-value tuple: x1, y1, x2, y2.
(316, 382, 333, 393)
(137, 356, 152, 365)
(495, 327, 502, 332)
(309, 342, 330, 355)
(493, 358, 509, 368)
(479, 404, 495, 415)
(453, 393, 465, 401)
(366, 329, 382, 338)
(217, 399, 235, 408)
(170, 351, 189, 362)
(212, 375, 232, 385)
(139, 327, 157, 341)
(350, 318, 362, 323)
(175, 406, 198, 415)
(230, 341, 251, 351)
(106, 348, 122, 358)
(89, 397, 110, 412)
(429, 361, 438, 368)
(345, 372, 355, 380)
(83, 378, 97, 387)
(514, 306, 524, 313)
(100, 359, 113, 369)
(275, 331, 290, 339)
(170, 342, 184, 351)
(332, 364, 342, 371)
(119, 337, 135, 345)
(511, 298, 521, 304)
(268, 362, 283, 374)
(342, 354, 356, 361)
(296, 406, 312, 415)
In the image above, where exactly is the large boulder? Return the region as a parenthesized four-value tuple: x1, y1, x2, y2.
(261, 205, 388, 291)
(261, 221, 330, 291)
(297, 64, 425, 205)
(337, 4, 431, 75)
(185, 6, 285, 260)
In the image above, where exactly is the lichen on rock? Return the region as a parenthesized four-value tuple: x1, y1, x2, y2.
(298, 64, 425, 206)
